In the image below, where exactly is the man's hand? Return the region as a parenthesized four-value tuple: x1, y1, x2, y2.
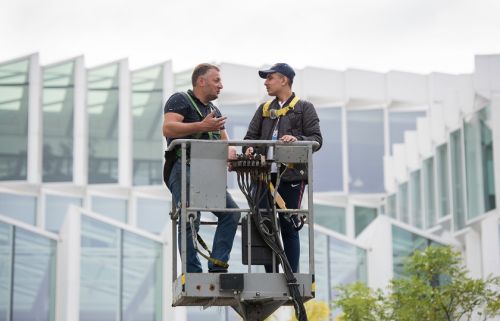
(201, 111, 226, 132)
(227, 146, 237, 160)
(280, 135, 297, 143)
(245, 147, 254, 156)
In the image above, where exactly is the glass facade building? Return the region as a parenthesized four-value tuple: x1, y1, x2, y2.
(0, 53, 499, 321)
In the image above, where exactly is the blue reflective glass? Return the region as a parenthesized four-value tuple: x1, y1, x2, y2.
(136, 198, 170, 234)
(0, 58, 29, 181)
(45, 194, 82, 232)
(91, 195, 128, 222)
(12, 228, 56, 321)
(42, 61, 75, 182)
(0, 222, 12, 321)
(314, 107, 342, 192)
(80, 217, 120, 321)
(389, 111, 426, 155)
(314, 204, 346, 234)
(122, 232, 162, 321)
(347, 109, 384, 193)
(0, 193, 36, 225)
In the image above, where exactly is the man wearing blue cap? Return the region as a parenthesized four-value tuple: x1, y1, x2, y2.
(243, 63, 322, 273)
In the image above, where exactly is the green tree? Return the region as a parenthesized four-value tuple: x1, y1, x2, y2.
(333, 246, 500, 321)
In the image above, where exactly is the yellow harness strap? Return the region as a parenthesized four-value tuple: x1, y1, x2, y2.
(262, 96, 300, 118)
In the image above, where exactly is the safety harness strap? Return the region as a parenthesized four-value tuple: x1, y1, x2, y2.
(262, 96, 300, 118)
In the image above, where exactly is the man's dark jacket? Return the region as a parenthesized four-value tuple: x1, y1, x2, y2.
(244, 93, 322, 182)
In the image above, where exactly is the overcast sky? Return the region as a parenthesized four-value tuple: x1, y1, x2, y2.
(2, 0, 500, 74)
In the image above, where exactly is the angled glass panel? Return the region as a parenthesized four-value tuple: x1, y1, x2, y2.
(398, 182, 409, 224)
(88, 63, 119, 184)
(45, 194, 82, 232)
(91, 195, 128, 223)
(389, 111, 426, 155)
(423, 157, 436, 228)
(122, 231, 162, 321)
(347, 109, 384, 193)
(392, 225, 439, 278)
(436, 143, 450, 217)
(386, 194, 397, 219)
(132, 66, 164, 186)
(314, 204, 346, 234)
(354, 206, 377, 236)
(409, 170, 422, 229)
(12, 227, 56, 321)
(314, 234, 329, 302)
(0, 222, 13, 321)
(80, 217, 120, 321)
(136, 198, 170, 234)
(450, 130, 465, 230)
(42, 61, 75, 182)
(313, 107, 342, 192)
(0, 58, 30, 181)
(0, 193, 36, 225)
(329, 236, 367, 290)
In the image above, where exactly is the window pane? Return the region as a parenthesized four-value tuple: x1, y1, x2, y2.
(423, 157, 436, 228)
(436, 144, 450, 217)
(0, 193, 36, 225)
(450, 130, 465, 230)
(136, 198, 170, 234)
(398, 183, 409, 224)
(479, 107, 496, 212)
(12, 228, 56, 321)
(314, 204, 346, 234)
(386, 194, 397, 219)
(464, 106, 496, 220)
(410, 170, 422, 229)
(314, 107, 343, 192)
(42, 61, 75, 182)
(0, 58, 30, 181)
(0, 223, 12, 321)
(132, 66, 164, 186)
(80, 217, 120, 321)
(88, 63, 120, 184)
(45, 194, 82, 232)
(354, 206, 377, 236)
(122, 232, 162, 321)
(347, 109, 384, 193)
(91, 196, 128, 223)
(389, 111, 426, 155)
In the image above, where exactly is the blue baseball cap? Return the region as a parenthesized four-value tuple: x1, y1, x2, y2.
(258, 63, 295, 81)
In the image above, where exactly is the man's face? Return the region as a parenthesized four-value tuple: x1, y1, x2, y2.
(201, 68, 223, 101)
(264, 72, 286, 96)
